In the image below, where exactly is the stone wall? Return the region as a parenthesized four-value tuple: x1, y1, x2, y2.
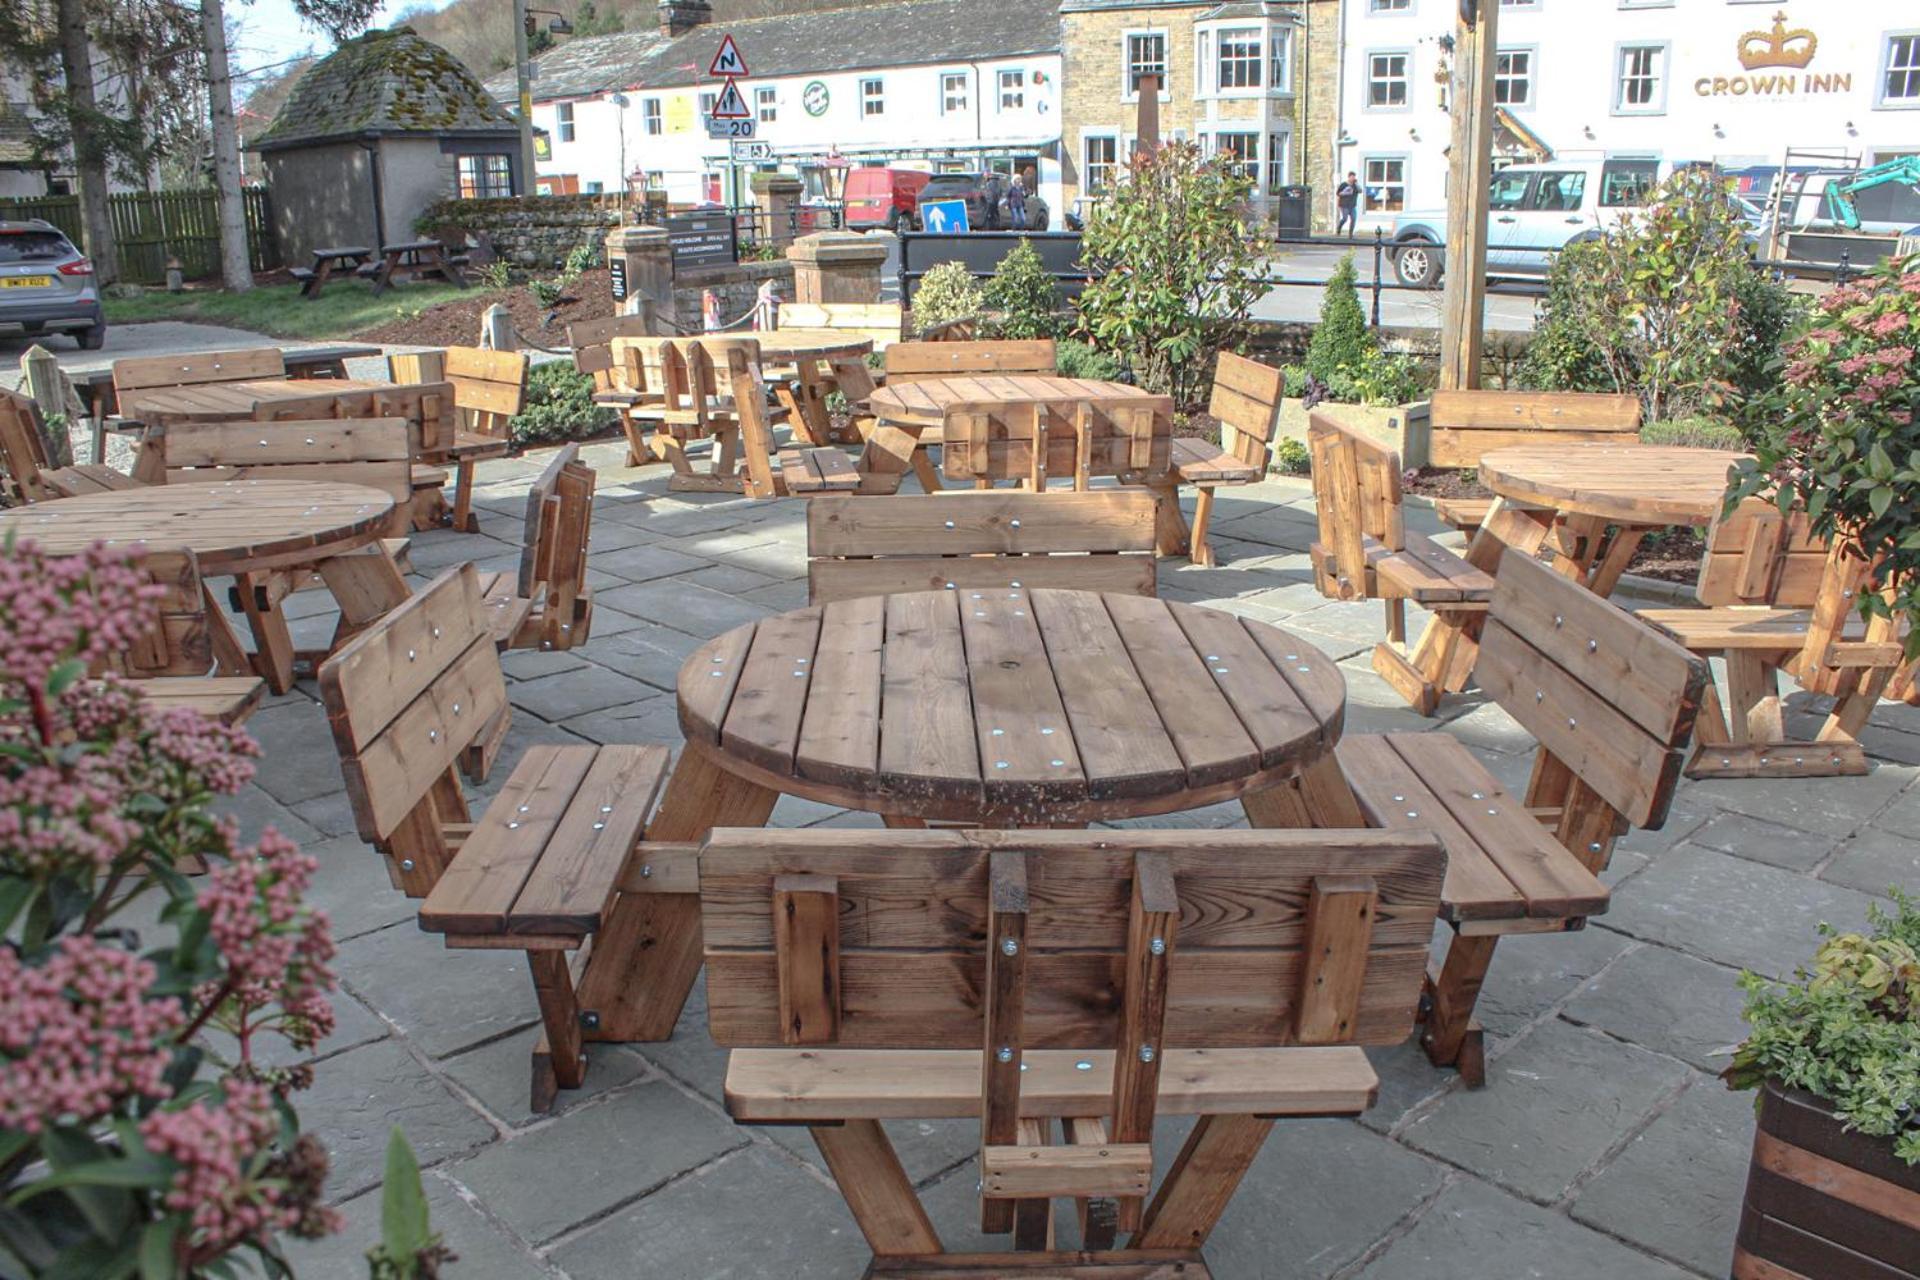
(1059, 3, 1208, 211)
(1298, 0, 1341, 232)
(414, 194, 627, 266)
(669, 260, 794, 331)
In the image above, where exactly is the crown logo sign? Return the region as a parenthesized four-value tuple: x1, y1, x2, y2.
(1739, 11, 1817, 70)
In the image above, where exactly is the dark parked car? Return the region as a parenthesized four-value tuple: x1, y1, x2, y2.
(913, 172, 1049, 232)
(0, 220, 104, 349)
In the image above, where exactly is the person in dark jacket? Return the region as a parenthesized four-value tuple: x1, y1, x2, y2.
(1336, 172, 1361, 237)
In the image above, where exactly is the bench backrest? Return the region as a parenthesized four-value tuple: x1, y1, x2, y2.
(568, 313, 657, 392)
(1307, 413, 1405, 600)
(1426, 390, 1641, 469)
(720, 342, 790, 500)
(113, 348, 285, 395)
(807, 490, 1159, 602)
(1479, 548, 1708, 835)
(0, 388, 54, 504)
(518, 443, 595, 648)
(389, 348, 529, 439)
(1209, 352, 1287, 474)
(1698, 499, 1828, 608)
(159, 418, 413, 534)
(941, 397, 1172, 488)
(884, 339, 1056, 385)
(318, 565, 500, 889)
(777, 302, 903, 349)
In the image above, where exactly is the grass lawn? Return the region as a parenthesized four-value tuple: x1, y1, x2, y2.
(103, 281, 481, 342)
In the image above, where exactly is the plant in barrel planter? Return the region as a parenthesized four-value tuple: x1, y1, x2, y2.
(1724, 893, 1920, 1278)
(1274, 254, 1427, 466)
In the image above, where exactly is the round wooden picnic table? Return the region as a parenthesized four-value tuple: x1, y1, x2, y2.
(117, 377, 448, 430)
(670, 588, 1348, 826)
(1478, 442, 1751, 596)
(868, 375, 1144, 429)
(611, 329, 873, 366)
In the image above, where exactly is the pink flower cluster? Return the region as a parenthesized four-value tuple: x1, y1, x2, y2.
(0, 755, 140, 876)
(140, 1080, 299, 1255)
(0, 542, 164, 691)
(0, 937, 184, 1132)
(198, 829, 336, 1053)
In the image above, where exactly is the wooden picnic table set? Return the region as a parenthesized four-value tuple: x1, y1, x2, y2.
(291, 238, 470, 298)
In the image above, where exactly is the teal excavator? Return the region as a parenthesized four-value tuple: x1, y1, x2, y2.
(1822, 156, 1920, 256)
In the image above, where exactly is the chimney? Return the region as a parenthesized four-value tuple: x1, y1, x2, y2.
(657, 0, 713, 37)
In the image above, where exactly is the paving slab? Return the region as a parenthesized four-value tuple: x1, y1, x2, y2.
(595, 578, 775, 637)
(559, 695, 684, 746)
(1689, 810, 1839, 872)
(212, 782, 323, 847)
(1462, 921, 1635, 1044)
(281, 1174, 553, 1280)
(506, 661, 660, 722)
(1398, 1019, 1691, 1203)
(300, 1039, 496, 1200)
(1682, 762, 1916, 834)
(1560, 943, 1749, 1073)
(301, 834, 417, 941)
(588, 542, 710, 583)
(1569, 1076, 1753, 1276)
(582, 620, 704, 691)
(446, 1080, 746, 1243)
(439, 1026, 652, 1128)
(1819, 825, 1920, 897)
(335, 923, 539, 1060)
(759, 1116, 978, 1188)
(1601, 842, 1878, 977)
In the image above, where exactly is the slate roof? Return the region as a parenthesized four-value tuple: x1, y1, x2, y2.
(252, 26, 518, 152)
(488, 0, 1061, 104)
(0, 103, 37, 167)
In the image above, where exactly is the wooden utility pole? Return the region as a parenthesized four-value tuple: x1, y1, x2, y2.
(1134, 73, 1160, 157)
(1438, 0, 1499, 390)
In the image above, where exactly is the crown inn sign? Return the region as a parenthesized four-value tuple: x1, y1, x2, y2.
(1696, 12, 1849, 99)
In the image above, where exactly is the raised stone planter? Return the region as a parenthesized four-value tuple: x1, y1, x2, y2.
(1276, 398, 1433, 469)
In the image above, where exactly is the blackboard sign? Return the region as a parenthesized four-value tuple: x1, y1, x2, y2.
(666, 213, 736, 268)
(609, 256, 627, 301)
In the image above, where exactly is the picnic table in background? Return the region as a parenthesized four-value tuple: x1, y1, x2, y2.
(0, 480, 406, 694)
(367, 239, 469, 296)
(291, 246, 373, 299)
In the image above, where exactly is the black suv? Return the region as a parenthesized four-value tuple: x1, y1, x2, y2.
(913, 173, 1050, 232)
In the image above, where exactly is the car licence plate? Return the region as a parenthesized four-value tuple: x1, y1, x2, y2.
(1, 276, 52, 288)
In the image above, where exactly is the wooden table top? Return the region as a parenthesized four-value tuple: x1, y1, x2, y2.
(869, 376, 1145, 427)
(612, 329, 874, 364)
(0, 480, 396, 573)
(1480, 443, 1749, 526)
(119, 377, 446, 425)
(676, 588, 1346, 824)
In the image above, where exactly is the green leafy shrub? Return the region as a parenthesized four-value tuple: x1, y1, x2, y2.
(1325, 347, 1423, 407)
(511, 360, 616, 445)
(1055, 339, 1122, 382)
(1270, 436, 1311, 475)
(1725, 891, 1920, 1164)
(528, 244, 598, 309)
(1518, 242, 1615, 394)
(1076, 141, 1268, 405)
(478, 259, 513, 290)
(1730, 254, 1920, 658)
(1305, 254, 1373, 384)
(984, 238, 1062, 339)
(910, 261, 985, 334)
(1639, 416, 1747, 449)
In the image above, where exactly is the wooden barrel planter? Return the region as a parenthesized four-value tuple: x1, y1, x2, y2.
(1733, 1079, 1920, 1279)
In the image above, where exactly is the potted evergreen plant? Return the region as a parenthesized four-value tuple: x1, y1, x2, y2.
(1723, 893, 1920, 1278)
(1275, 254, 1430, 464)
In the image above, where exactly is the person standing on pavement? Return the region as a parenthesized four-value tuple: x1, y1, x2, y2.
(1008, 174, 1028, 231)
(1336, 172, 1361, 237)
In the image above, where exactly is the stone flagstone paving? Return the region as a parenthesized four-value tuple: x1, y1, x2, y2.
(221, 441, 1918, 1279)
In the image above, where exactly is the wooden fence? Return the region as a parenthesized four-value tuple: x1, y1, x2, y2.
(0, 188, 280, 284)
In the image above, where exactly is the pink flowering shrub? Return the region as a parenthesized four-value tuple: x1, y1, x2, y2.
(0, 540, 347, 1276)
(1731, 254, 1920, 657)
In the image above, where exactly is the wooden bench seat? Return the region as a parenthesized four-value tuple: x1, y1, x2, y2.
(93, 551, 268, 728)
(776, 445, 861, 494)
(1371, 532, 1497, 605)
(725, 1045, 1379, 1123)
(469, 443, 596, 651)
(1147, 354, 1285, 567)
(1431, 496, 1494, 533)
(1168, 436, 1261, 485)
(127, 676, 266, 725)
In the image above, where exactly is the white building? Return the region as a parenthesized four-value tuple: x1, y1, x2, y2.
(1335, 1, 1920, 224)
(491, 0, 1066, 212)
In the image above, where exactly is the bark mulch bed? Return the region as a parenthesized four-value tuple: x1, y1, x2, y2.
(355, 269, 617, 350)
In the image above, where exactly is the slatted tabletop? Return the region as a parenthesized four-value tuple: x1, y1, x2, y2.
(869, 376, 1145, 428)
(675, 588, 1346, 824)
(119, 378, 445, 427)
(0, 480, 396, 573)
(611, 329, 873, 365)
(1479, 443, 1749, 527)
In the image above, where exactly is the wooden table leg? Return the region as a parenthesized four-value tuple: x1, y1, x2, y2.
(234, 569, 297, 694)
(317, 543, 413, 653)
(1585, 525, 1649, 597)
(1149, 478, 1191, 558)
(572, 740, 780, 1042)
(1242, 753, 1365, 829)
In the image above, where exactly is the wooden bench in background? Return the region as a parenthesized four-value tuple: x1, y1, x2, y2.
(1636, 500, 1909, 778)
(112, 348, 286, 405)
(388, 348, 526, 533)
(0, 388, 140, 502)
(940, 394, 1171, 493)
(776, 302, 904, 350)
(806, 490, 1159, 603)
(158, 418, 415, 538)
(1327, 550, 1707, 1085)
(1148, 352, 1285, 568)
(476, 443, 596, 653)
(569, 315, 660, 465)
(883, 338, 1056, 385)
(97, 549, 265, 727)
(1308, 414, 1502, 716)
(1425, 390, 1641, 532)
(703, 825, 1445, 1275)
(318, 564, 672, 1111)
(725, 344, 863, 499)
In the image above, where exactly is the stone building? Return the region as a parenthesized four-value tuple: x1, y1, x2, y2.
(1058, 0, 1339, 228)
(250, 27, 524, 265)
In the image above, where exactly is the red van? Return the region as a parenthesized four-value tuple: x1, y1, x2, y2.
(844, 167, 931, 233)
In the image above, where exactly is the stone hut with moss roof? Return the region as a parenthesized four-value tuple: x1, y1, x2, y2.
(250, 26, 523, 264)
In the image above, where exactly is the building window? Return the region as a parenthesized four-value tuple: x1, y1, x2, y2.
(1270, 28, 1294, 92)
(1363, 155, 1407, 211)
(643, 171, 664, 189)
(1218, 28, 1262, 90)
(1213, 131, 1259, 181)
(699, 91, 716, 118)
(862, 77, 884, 117)
(457, 153, 513, 199)
(1614, 43, 1667, 114)
(1500, 0, 1540, 7)
(1494, 49, 1534, 106)
(1367, 51, 1410, 109)
(556, 102, 575, 142)
(1266, 132, 1291, 191)
(1085, 134, 1119, 195)
(642, 98, 661, 135)
(942, 71, 968, 114)
(1369, 0, 1410, 11)
(585, 180, 603, 194)
(756, 87, 776, 122)
(1884, 33, 1920, 106)
(999, 70, 1025, 111)
(1125, 31, 1166, 98)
